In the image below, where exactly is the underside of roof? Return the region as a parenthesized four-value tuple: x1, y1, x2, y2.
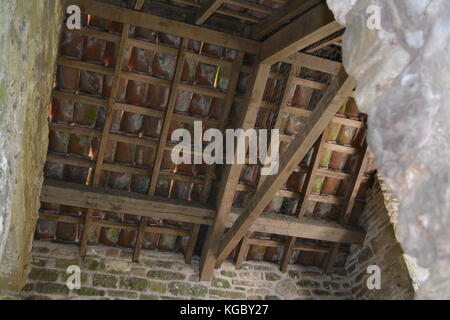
(36, 0, 377, 280)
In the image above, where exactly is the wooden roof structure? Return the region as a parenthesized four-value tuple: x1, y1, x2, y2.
(38, 0, 376, 282)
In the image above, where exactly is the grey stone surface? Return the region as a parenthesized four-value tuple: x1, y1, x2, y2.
(0, 0, 62, 291)
(327, 0, 450, 299)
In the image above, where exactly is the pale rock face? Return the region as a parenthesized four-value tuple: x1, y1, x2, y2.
(326, 0, 358, 25)
(327, 0, 450, 299)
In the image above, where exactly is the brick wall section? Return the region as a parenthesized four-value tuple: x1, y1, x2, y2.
(4, 241, 352, 300)
(345, 176, 415, 299)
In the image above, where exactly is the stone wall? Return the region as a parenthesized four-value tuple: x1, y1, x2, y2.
(3, 241, 353, 300)
(0, 0, 63, 290)
(345, 177, 416, 299)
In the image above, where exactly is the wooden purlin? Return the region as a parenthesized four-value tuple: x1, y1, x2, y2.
(252, 0, 323, 39)
(132, 38, 190, 263)
(196, 0, 225, 25)
(260, 2, 342, 65)
(214, 69, 356, 266)
(67, 0, 260, 54)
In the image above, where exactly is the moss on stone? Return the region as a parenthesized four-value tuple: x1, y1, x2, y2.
(146, 270, 185, 281)
(168, 282, 208, 297)
(211, 278, 231, 289)
(93, 274, 118, 289)
(76, 287, 106, 297)
(120, 277, 149, 291)
(209, 289, 246, 299)
(29, 268, 59, 282)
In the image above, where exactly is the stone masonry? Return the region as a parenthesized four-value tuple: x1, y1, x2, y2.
(345, 176, 416, 299)
(1, 241, 353, 300)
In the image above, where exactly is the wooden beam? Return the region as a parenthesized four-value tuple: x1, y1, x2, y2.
(279, 237, 296, 272)
(42, 179, 215, 225)
(199, 63, 272, 281)
(66, 0, 259, 54)
(215, 69, 356, 265)
(285, 52, 342, 76)
(225, 0, 272, 15)
(41, 179, 365, 244)
(260, 2, 342, 65)
(252, 0, 323, 39)
(234, 232, 251, 269)
(196, 0, 225, 25)
(185, 224, 201, 264)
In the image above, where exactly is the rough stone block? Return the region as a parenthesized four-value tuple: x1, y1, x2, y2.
(93, 274, 118, 289)
(29, 268, 59, 282)
(120, 277, 149, 291)
(168, 282, 207, 297)
(212, 278, 231, 289)
(146, 270, 185, 281)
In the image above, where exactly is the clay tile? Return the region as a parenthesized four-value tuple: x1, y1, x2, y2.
(108, 172, 132, 191)
(159, 33, 181, 48)
(160, 150, 176, 171)
(73, 103, 99, 127)
(68, 134, 92, 157)
(174, 90, 192, 113)
(292, 86, 314, 108)
(35, 220, 57, 240)
(104, 42, 117, 67)
(60, 31, 84, 59)
(118, 229, 137, 248)
(141, 116, 162, 138)
(56, 223, 78, 242)
(188, 40, 201, 53)
(135, 27, 157, 42)
(99, 227, 119, 246)
(63, 165, 89, 184)
(201, 43, 224, 58)
(82, 37, 106, 63)
(131, 175, 150, 194)
(157, 234, 177, 251)
(152, 53, 176, 80)
(56, 66, 79, 91)
(195, 63, 217, 87)
(120, 112, 143, 134)
(88, 16, 112, 30)
(208, 98, 223, 120)
(134, 146, 154, 168)
(129, 47, 155, 74)
(49, 130, 70, 153)
(142, 232, 159, 250)
(115, 142, 136, 164)
(79, 70, 104, 96)
(51, 98, 74, 123)
(189, 94, 212, 117)
(172, 181, 192, 201)
(109, 21, 124, 34)
(181, 60, 197, 84)
(44, 162, 64, 180)
(126, 80, 148, 106)
(146, 84, 169, 110)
